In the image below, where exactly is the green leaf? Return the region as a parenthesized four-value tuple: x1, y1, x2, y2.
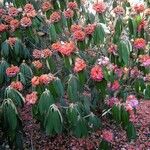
(126, 122, 136, 141)
(112, 105, 121, 123)
(144, 85, 150, 99)
(1, 41, 9, 59)
(121, 106, 129, 128)
(38, 89, 54, 115)
(67, 75, 79, 102)
(49, 24, 57, 42)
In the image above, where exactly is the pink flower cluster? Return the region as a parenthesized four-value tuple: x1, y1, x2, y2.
(33, 49, 52, 59)
(6, 65, 20, 77)
(26, 92, 38, 104)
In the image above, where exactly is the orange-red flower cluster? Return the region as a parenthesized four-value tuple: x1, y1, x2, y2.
(134, 3, 145, 13)
(133, 38, 146, 49)
(73, 30, 86, 41)
(6, 65, 20, 77)
(139, 55, 150, 67)
(67, 2, 78, 10)
(42, 1, 53, 12)
(26, 92, 38, 104)
(84, 24, 96, 36)
(24, 3, 36, 18)
(33, 49, 52, 59)
(8, 6, 19, 17)
(74, 58, 86, 73)
(52, 41, 76, 56)
(32, 60, 43, 69)
(93, 2, 106, 14)
(10, 81, 23, 91)
(64, 9, 74, 18)
(0, 23, 8, 32)
(90, 65, 103, 81)
(71, 24, 82, 33)
(31, 74, 55, 87)
(113, 6, 125, 15)
(20, 17, 32, 27)
(7, 37, 16, 46)
(10, 19, 20, 31)
(50, 11, 61, 23)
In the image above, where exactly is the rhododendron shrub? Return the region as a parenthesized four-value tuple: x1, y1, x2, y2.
(0, 0, 150, 148)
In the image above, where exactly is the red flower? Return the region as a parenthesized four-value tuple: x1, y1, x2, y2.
(133, 38, 146, 49)
(110, 80, 120, 91)
(93, 2, 106, 14)
(32, 60, 43, 69)
(139, 55, 150, 67)
(74, 58, 86, 73)
(26, 92, 38, 104)
(0, 23, 8, 32)
(20, 17, 32, 27)
(73, 30, 86, 41)
(10, 19, 20, 31)
(50, 11, 61, 23)
(51, 42, 62, 51)
(33, 49, 42, 59)
(90, 65, 103, 81)
(42, 1, 53, 12)
(24, 3, 36, 18)
(102, 130, 113, 142)
(10, 81, 23, 91)
(43, 49, 52, 58)
(7, 37, 16, 46)
(6, 65, 20, 77)
(67, 2, 77, 10)
(134, 3, 145, 13)
(31, 76, 40, 87)
(71, 24, 82, 33)
(8, 6, 18, 17)
(113, 6, 125, 15)
(138, 20, 148, 32)
(84, 24, 96, 36)
(64, 9, 74, 18)
(108, 43, 117, 55)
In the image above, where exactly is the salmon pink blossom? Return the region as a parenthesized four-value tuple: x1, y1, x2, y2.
(26, 92, 38, 104)
(67, 2, 77, 10)
(50, 12, 61, 23)
(42, 1, 52, 12)
(6, 65, 20, 77)
(102, 130, 113, 142)
(133, 38, 146, 49)
(20, 17, 32, 27)
(10, 81, 23, 91)
(74, 58, 86, 73)
(93, 2, 106, 14)
(73, 30, 86, 41)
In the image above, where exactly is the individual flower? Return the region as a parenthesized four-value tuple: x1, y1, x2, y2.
(114, 66, 123, 78)
(33, 49, 42, 59)
(32, 60, 43, 69)
(134, 3, 145, 13)
(31, 76, 40, 87)
(109, 80, 120, 91)
(39, 74, 51, 85)
(108, 43, 117, 55)
(43, 49, 52, 58)
(50, 11, 61, 23)
(20, 17, 32, 27)
(7, 37, 16, 46)
(138, 55, 150, 67)
(10, 19, 20, 31)
(74, 58, 86, 73)
(2, 15, 13, 23)
(70, 24, 82, 33)
(102, 130, 113, 142)
(113, 6, 125, 16)
(59, 41, 76, 56)
(10, 81, 23, 91)
(144, 8, 150, 16)
(26, 92, 38, 104)
(8, 6, 18, 17)
(138, 20, 148, 32)
(93, 2, 106, 14)
(106, 97, 119, 107)
(126, 95, 138, 109)
(42, 1, 53, 12)
(6, 65, 20, 77)
(130, 67, 142, 78)
(98, 56, 110, 66)
(67, 2, 78, 10)
(84, 24, 96, 36)
(24, 3, 36, 18)
(90, 65, 103, 81)
(0, 23, 8, 32)
(133, 38, 146, 49)
(64, 9, 74, 18)
(51, 42, 61, 51)
(73, 30, 86, 41)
